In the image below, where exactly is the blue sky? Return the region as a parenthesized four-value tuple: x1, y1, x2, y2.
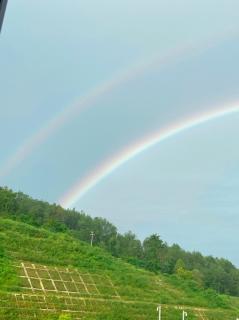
(1, 0, 239, 264)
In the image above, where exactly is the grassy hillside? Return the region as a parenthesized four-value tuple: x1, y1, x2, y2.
(0, 218, 238, 319)
(1, 187, 239, 299)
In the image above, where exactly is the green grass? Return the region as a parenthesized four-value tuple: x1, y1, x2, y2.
(0, 218, 238, 319)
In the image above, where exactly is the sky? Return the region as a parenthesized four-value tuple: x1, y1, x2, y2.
(0, 0, 239, 264)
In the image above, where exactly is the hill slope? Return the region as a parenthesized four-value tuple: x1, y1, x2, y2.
(1, 187, 239, 299)
(0, 218, 239, 319)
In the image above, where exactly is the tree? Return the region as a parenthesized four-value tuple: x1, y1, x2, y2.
(115, 231, 143, 259)
(174, 258, 186, 273)
(143, 234, 166, 272)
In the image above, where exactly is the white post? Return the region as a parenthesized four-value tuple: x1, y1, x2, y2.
(157, 305, 161, 320)
(182, 310, 187, 320)
(90, 231, 95, 246)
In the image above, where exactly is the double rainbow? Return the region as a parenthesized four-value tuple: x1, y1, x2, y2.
(0, 29, 230, 180)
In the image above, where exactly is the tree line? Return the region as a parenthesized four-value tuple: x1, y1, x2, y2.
(0, 186, 238, 296)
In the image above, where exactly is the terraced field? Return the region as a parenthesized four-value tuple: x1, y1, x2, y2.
(0, 219, 239, 319)
(0, 260, 237, 320)
(17, 262, 120, 298)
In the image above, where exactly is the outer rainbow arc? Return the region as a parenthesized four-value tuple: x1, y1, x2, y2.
(59, 104, 239, 208)
(0, 49, 182, 180)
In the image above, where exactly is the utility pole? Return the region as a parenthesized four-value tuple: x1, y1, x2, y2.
(157, 305, 161, 320)
(90, 231, 95, 247)
(182, 310, 187, 320)
(0, 0, 8, 33)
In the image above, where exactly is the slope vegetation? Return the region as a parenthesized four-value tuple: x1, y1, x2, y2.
(0, 187, 239, 299)
(0, 218, 238, 319)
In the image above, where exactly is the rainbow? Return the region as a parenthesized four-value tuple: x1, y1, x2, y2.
(0, 29, 231, 180)
(0, 48, 185, 180)
(59, 103, 239, 208)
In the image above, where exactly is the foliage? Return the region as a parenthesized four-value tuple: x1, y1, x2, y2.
(58, 315, 72, 320)
(0, 244, 19, 290)
(0, 217, 238, 319)
(0, 186, 239, 297)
